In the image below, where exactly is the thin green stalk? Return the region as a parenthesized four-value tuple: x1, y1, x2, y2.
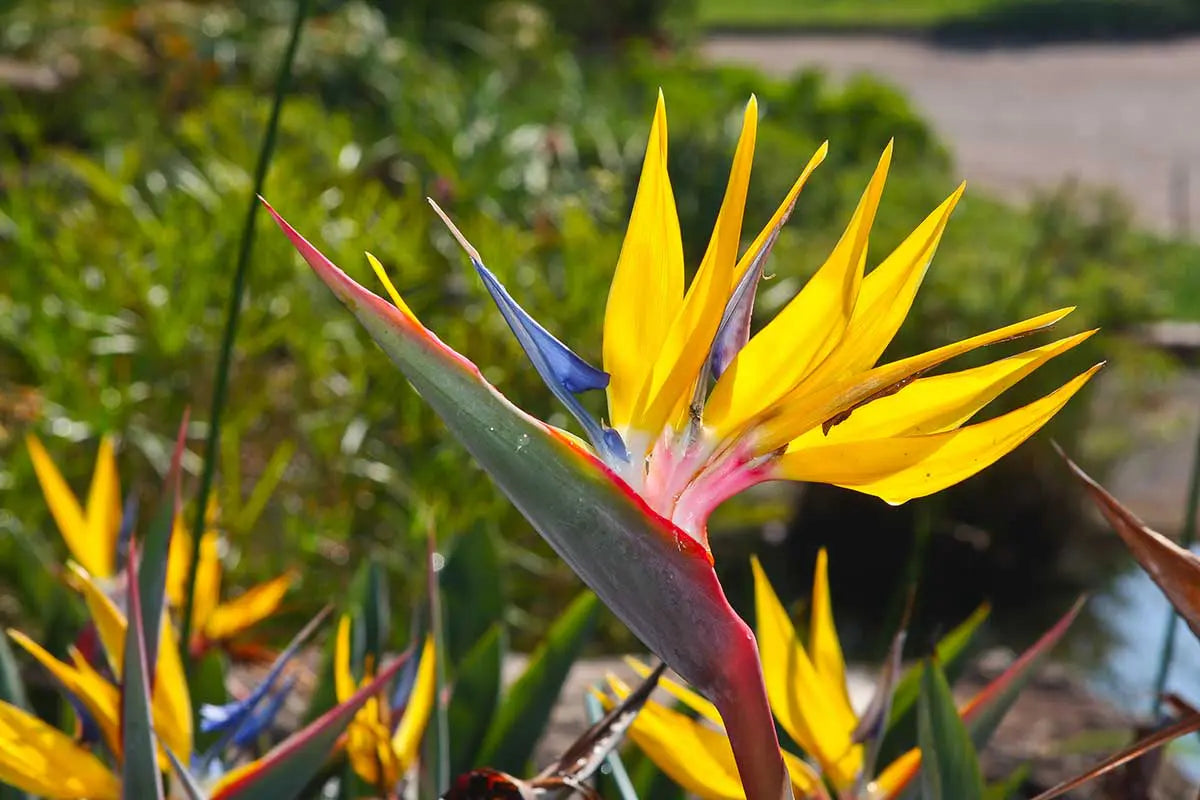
(180, 0, 312, 663)
(1150, 419, 1200, 716)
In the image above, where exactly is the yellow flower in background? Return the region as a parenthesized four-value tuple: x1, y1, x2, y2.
(0, 700, 121, 799)
(26, 433, 121, 579)
(334, 614, 436, 791)
(606, 552, 922, 800)
(0, 559, 314, 800)
(1, 563, 195, 798)
(9, 563, 194, 765)
(166, 516, 295, 654)
(27, 434, 294, 653)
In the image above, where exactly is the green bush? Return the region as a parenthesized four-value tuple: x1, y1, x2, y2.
(0, 0, 1183, 651)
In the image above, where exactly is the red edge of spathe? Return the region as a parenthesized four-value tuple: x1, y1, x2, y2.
(263, 199, 714, 567)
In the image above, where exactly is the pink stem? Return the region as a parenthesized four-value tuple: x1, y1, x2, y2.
(705, 616, 794, 800)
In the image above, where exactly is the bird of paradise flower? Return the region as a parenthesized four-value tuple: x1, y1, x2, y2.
(0, 572, 431, 799)
(26, 434, 294, 654)
(0, 562, 268, 798)
(333, 613, 436, 795)
(604, 551, 1081, 800)
(266, 92, 1099, 800)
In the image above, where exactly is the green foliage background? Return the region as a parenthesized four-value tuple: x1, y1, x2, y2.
(0, 0, 1195, 652)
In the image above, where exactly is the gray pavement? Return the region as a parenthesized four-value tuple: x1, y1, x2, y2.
(704, 35, 1200, 234)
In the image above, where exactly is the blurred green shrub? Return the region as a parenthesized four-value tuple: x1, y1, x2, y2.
(0, 0, 1186, 651)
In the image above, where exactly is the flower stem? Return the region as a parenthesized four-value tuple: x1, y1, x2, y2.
(179, 0, 311, 665)
(709, 621, 793, 800)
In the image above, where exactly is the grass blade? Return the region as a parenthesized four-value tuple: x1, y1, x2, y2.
(180, 0, 312, 660)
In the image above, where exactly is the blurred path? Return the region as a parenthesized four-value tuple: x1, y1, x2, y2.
(704, 35, 1200, 234)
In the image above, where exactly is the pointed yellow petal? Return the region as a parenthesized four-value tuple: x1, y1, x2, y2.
(603, 91, 685, 432)
(751, 557, 861, 788)
(66, 565, 194, 758)
(793, 330, 1096, 449)
(68, 562, 126, 676)
(190, 530, 222, 637)
(731, 143, 828, 286)
(204, 572, 294, 643)
(166, 516, 191, 609)
(334, 614, 355, 704)
(27, 435, 110, 578)
(0, 701, 120, 799)
(366, 252, 421, 326)
(392, 635, 435, 768)
(605, 677, 746, 800)
(153, 620, 194, 760)
(755, 307, 1075, 454)
(84, 435, 120, 578)
(808, 184, 965, 385)
(8, 631, 121, 758)
(629, 97, 758, 440)
(777, 365, 1101, 504)
(809, 550, 852, 712)
(707, 144, 893, 440)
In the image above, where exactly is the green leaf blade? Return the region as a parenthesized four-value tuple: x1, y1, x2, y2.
(880, 603, 988, 765)
(121, 550, 165, 800)
(918, 659, 984, 800)
(476, 592, 599, 773)
(448, 624, 504, 775)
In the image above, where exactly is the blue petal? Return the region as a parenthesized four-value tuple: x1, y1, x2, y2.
(428, 199, 626, 462)
(474, 262, 608, 394)
(231, 676, 296, 749)
(199, 607, 330, 756)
